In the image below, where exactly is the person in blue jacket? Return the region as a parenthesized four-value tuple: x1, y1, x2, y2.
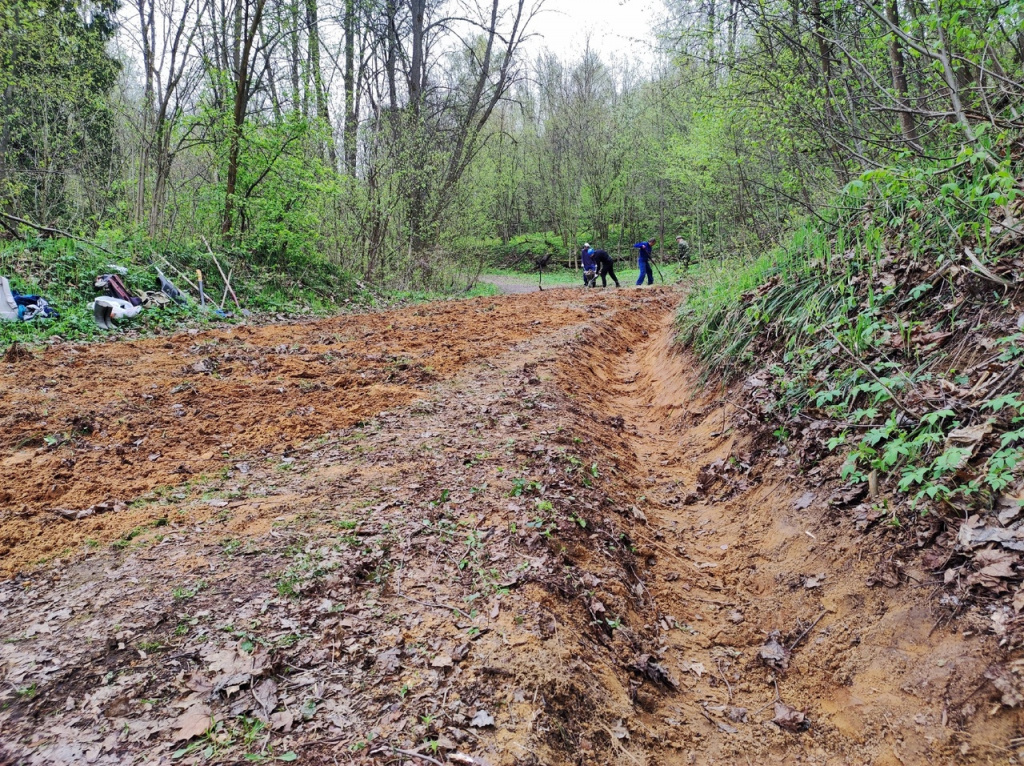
(580, 243, 598, 287)
(633, 238, 656, 286)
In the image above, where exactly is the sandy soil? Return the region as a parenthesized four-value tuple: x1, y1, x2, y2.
(1, 286, 1021, 765)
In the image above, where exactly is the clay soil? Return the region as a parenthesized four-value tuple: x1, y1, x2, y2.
(1, 286, 1021, 765)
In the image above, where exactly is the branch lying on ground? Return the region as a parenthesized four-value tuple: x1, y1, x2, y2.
(0, 211, 116, 255)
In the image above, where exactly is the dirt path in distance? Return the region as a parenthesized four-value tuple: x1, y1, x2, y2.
(478, 274, 542, 294)
(1, 287, 1020, 765)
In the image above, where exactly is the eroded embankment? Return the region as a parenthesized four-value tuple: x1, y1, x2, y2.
(560, 298, 1024, 764)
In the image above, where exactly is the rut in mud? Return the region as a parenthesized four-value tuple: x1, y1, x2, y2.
(0, 286, 1020, 765)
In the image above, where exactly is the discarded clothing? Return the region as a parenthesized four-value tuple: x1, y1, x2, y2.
(140, 290, 171, 308)
(156, 272, 186, 304)
(12, 292, 60, 320)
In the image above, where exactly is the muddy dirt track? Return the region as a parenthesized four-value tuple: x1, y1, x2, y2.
(1, 286, 1021, 765)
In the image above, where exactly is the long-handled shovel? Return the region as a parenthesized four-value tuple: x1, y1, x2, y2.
(197, 269, 206, 308)
(653, 259, 666, 284)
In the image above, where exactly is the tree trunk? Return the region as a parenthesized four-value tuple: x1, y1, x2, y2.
(886, 0, 919, 149)
(343, 0, 357, 174)
(706, 0, 716, 70)
(305, 0, 336, 167)
(222, 0, 267, 236)
(290, 0, 302, 114)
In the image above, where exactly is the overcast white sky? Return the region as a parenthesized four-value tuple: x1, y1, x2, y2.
(523, 0, 664, 63)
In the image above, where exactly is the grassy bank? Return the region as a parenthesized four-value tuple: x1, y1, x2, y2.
(676, 148, 1024, 596)
(0, 237, 499, 343)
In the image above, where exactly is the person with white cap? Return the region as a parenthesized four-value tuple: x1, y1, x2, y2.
(580, 243, 598, 287)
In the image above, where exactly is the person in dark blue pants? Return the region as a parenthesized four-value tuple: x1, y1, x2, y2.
(633, 238, 656, 285)
(580, 243, 598, 287)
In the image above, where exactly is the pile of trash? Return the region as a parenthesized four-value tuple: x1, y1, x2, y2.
(3, 251, 248, 332)
(90, 265, 184, 329)
(1, 263, 189, 330)
(1, 276, 60, 322)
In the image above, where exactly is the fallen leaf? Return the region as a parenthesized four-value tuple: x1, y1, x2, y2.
(726, 707, 748, 723)
(803, 574, 825, 589)
(828, 485, 866, 507)
(992, 610, 1012, 636)
(978, 560, 1017, 579)
(376, 648, 402, 674)
(772, 702, 809, 732)
(947, 422, 993, 446)
(205, 645, 270, 691)
(915, 331, 953, 347)
(173, 703, 213, 743)
(611, 719, 629, 739)
(433, 735, 458, 750)
(793, 492, 815, 510)
(470, 710, 494, 728)
(431, 654, 454, 669)
(682, 661, 706, 678)
(252, 678, 278, 716)
(1014, 587, 1024, 614)
(985, 660, 1024, 707)
(866, 559, 902, 588)
(270, 711, 294, 732)
(758, 632, 790, 672)
(632, 654, 679, 688)
(450, 754, 495, 766)
(998, 492, 1024, 526)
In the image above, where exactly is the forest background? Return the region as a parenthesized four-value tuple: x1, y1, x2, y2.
(0, 0, 1022, 297)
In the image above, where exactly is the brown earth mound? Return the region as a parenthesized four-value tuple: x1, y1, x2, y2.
(0, 294, 588, 577)
(1, 286, 1022, 765)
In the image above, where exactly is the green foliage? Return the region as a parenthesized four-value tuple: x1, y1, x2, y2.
(0, 235, 380, 343)
(0, 0, 121, 225)
(678, 145, 1024, 516)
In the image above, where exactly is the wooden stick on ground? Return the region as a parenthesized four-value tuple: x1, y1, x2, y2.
(220, 268, 233, 310)
(201, 236, 242, 311)
(0, 211, 117, 255)
(789, 610, 828, 652)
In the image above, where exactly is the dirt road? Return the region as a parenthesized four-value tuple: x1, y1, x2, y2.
(0, 287, 1019, 764)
